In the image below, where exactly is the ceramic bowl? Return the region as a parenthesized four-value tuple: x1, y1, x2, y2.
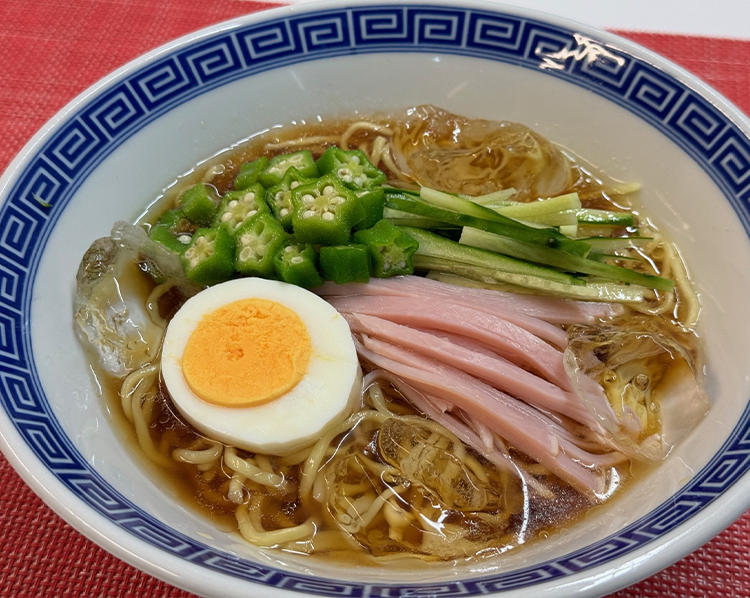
(1, 1, 749, 596)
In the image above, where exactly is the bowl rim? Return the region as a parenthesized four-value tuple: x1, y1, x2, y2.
(1, 1, 749, 596)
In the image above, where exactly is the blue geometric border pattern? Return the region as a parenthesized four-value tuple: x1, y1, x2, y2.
(1, 4, 749, 596)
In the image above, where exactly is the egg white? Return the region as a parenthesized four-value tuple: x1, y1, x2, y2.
(161, 278, 362, 456)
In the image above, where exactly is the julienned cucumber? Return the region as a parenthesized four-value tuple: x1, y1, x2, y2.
(385, 193, 590, 256)
(459, 227, 674, 292)
(574, 209, 635, 226)
(425, 271, 650, 303)
(401, 226, 583, 285)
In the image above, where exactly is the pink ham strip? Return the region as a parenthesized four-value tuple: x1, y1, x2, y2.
(317, 276, 622, 325)
(418, 328, 517, 364)
(346, 313, 598, 427)
(329, 295, 572, 390)
(355, 336, 605, 496)
(320, 280, 567, 348)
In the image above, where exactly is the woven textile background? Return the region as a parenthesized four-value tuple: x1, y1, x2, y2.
(0, 1, 748, 596)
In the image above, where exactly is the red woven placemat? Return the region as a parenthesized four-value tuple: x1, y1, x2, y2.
(0, 1, 749, 596)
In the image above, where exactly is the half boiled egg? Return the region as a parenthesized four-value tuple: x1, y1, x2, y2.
(161, 278, 361, 455)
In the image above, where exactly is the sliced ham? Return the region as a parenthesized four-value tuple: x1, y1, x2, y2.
(329, 294, 571, 389)
(317, 276, 622, 325)
(346, 313, 597, 427)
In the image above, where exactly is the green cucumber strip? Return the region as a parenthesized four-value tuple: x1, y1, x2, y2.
(578, 236, 652, 251)
(459, 227, 673, 291)
(573, 209, 635, 226)
(383, 207, 445, 229)
(421, 186, 530, 225)
(492, 193, 581, 219)
(558, 224, 579, 238)
(508, 211, 579, 227)
(424, 270, 648, 303)
(461, 188, 517, 205)
(386, 194, 590, 256)
(401, 226, 582, 285)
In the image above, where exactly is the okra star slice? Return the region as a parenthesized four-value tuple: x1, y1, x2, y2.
(273, 243, 323, 289)
(179, 183, 218, 226)
(316, 146, 386, 189)
(353, 219, 418, 277)
(181, 227, 235, 286)
(259, 150, 318, 188)
(149, 224, 190, 255)
(354, 186, 385, 230)
(149, 208, 195, 254)
(291, 174, 365, 246)
(234, 213, 289, 278)
(214, 184, 270, 235)
(319, 244, 371, 284)
(234, 156, 269, 191)
(266, 167, 315, 230)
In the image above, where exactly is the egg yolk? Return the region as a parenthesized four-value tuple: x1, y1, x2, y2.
(181, 298, 311, 407)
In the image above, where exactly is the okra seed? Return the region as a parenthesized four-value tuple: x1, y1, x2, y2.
(239, 247, 253, 261)
(280, 208, 289, 217)
(228, 200, 238, 209)
(322, 212, 335, 221)
(290, 256, 304, 265)
(351, 155, 361, 164)
(284, 245, 295, 253)
(398, 260, 406, 268)
(303, 210, 315, 219)
(275, 191, 284, 201)
(195, 237, 206, 246)
(243, 192, 255, 202)
(185, 248, 196, 259)
(354, 175, 366, 186)
(256, 246, 266, 257)
(221, 212, 232, 222)
(302, 194, 314, 204)
(291, 181, 300, 189)
(248, 209, 258, 217)
(323, 186, 335, 196)
(331, 197, 344, 205)
(177, 235, 191, 244)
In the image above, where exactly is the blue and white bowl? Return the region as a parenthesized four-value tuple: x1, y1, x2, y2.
(1, 1, 749, 596)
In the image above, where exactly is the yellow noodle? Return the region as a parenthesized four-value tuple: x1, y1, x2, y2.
(120, 363, 158, 423)
(254, 454, 274, 474)
(300, 410, 389, 497)
(132, 393, 173, 468)
(224, 447, 286, 489)
(340, 121, 393, 150)
(366, 383, 393, 416)
(227, 472, 246, 505)
(463, 453, 490, 483)
(141, 395, 155, 424)
(379, 142, 411, 182)
(173, 442, 223, 465)
(383, 498, 413, 542)
(236, 504, 316, 546)
(369, 135, 387, 167)
(145, 281, 174, 327)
